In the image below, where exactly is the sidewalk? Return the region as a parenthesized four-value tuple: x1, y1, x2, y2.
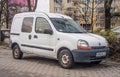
(0, 47, 120, 77)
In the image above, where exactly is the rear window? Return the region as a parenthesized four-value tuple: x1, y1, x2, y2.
(21, 17, 34, 33)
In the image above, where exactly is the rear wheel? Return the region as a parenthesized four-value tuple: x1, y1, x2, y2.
(58, 49, 74, 69)
(12, 44, 23, 59)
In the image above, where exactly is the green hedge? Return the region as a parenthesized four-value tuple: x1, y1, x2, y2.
(94, 28, 120, 62)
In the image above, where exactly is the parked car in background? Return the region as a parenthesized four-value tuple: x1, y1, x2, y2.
(1, 29, 10, 38)
(112, 26, 120, 33)
(0, 29, 10, 41)
(112, 26, 120, 38)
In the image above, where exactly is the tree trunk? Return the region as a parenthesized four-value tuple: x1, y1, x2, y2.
(27, 0, 32, 11)
(33, 0, 38, 11)
(104, 0, 113, 31)
(5, 0, 9, 28)
(91, 0, 94, 32)
(0, 0, 4, 41)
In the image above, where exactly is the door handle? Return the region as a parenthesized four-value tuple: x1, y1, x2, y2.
(34, 35, 38, 39)
(28, 35, 32, 40)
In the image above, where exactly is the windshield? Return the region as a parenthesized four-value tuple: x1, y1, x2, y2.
(50, 18, 87, 33)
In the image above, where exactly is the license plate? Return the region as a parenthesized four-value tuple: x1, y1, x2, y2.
(96, 52, 106, 57)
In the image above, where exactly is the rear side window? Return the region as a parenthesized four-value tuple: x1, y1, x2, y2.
(22, 17, 34, 33)
(35, 17, 51, 33)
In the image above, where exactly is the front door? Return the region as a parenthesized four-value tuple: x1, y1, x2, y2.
(31, 16, 56, 58)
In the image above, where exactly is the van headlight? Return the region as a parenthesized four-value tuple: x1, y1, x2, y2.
(77, 40, 91, 50)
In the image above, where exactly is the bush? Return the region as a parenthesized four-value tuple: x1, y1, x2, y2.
(94, 27, 104, 33)
(94, 28, 120, 62)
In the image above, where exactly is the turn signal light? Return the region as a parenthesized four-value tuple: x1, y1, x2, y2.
(77, 46, 91, 50)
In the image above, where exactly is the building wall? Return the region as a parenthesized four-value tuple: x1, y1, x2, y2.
(50, 0, 120, 31)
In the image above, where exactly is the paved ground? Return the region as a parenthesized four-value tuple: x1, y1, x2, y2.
(0, 47, 120, 77)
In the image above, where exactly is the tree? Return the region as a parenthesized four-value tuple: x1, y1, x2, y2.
(27, 0, 32, 11)
(0, 0, 6, 41)
(113, 0, 120, 17)
(33, 0, 38, 11)
(69, 0, 103, 31)
(104, 0, 113, 31)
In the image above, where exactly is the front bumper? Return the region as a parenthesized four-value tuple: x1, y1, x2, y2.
(71, 47, 109, 63)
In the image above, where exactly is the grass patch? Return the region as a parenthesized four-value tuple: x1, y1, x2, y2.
(0, 41, 9, 47)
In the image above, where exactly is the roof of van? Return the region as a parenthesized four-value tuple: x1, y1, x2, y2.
(14, 12, 72, 19)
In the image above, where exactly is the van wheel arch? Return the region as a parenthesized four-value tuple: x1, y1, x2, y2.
(57, 47, 74, 68)
(12, 43, 22, 53)
(57, 47, 73, 59)
(12, 43, 19, 49)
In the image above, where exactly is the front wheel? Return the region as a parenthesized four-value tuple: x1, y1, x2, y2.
(58, 49, 74, 69)
(12, 44, 23, 59)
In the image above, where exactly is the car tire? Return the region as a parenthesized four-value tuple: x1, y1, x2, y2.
(12, 44, 23, 59)
(58, 49, 74, 69)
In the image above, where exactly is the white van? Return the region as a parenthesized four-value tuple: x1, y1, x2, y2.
(10, 12, 109, 68)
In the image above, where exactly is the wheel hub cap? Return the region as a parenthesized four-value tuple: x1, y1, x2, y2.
(14, 48, 19, 57)
(62, 54, 69, 64)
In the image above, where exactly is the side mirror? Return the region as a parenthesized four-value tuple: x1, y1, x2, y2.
(44, 29, 53, 35)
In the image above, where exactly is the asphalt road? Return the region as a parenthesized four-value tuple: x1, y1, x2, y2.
(0, 46, 120, 77)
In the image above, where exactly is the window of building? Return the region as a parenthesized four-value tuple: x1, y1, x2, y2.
(83, 16, 90, 20)
(54, 0, 62, 4)
(54, 7, 62, 12)
(96, 15, 104, 20)
(111, 8, 115, 13)
(80, 24, 91, 31)
(96, 7, 104, 13)
(67, 7, 72, 11)
(96, 23, 104, 28)
(67, 0, 72, 3)
(74, 2, 79, 6)
(35, 18, 52, 33)
(82, 7, 91, 12)
(95, 0, 103, 4)
(22, 17, 33, 33)
(74, 10, 79, 14)
(111, 23, 116, 27)
(81, 0, 90, 4)
(111, 17, 117, 20)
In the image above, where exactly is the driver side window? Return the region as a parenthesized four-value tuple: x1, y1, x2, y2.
(35, 17, 51, 33)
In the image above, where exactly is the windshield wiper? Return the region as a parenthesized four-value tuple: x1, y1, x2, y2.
(64, 31, 86, 33)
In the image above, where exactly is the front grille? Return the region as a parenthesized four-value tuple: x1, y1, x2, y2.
(90, 56, 106, 60)
(91, 46, 106, 49)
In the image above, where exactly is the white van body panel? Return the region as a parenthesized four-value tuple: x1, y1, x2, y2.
(46, 13, 72, 19)
(69, 33, 107, 47)
(54, 32, 107, 58)
(11, 17, 22, 34)
(10, 16, 23, 50)
(29, 13, 57, 58)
